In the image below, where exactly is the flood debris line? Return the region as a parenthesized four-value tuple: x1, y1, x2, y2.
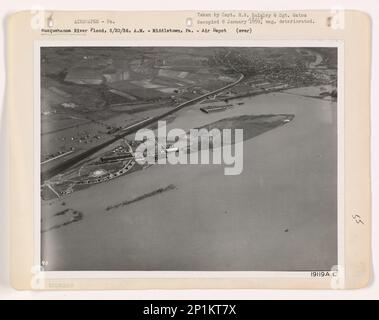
(105, 184, 177, 211)
(42, 209, 83, 233)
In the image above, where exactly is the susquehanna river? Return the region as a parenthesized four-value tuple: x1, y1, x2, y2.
(41, 90, 337, 271)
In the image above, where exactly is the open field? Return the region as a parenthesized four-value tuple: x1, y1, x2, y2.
(41, 91, 337, 271)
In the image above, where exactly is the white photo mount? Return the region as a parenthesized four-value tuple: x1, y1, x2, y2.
(7, 10, 371, 290)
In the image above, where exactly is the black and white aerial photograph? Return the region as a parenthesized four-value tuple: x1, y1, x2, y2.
(40, 46, 338, 272)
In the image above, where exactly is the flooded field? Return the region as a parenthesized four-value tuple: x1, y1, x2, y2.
(41, 89, 337, 271)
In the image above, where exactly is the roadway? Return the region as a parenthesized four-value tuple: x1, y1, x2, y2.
(41, 73, 245, 182)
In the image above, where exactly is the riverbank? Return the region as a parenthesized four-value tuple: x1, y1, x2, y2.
(41, 90, 337, 271)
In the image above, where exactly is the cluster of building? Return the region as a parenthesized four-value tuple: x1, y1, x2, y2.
(214, 50, 336, 94)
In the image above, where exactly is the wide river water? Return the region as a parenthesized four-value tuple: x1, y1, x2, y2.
(42, 89, 338, 271)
